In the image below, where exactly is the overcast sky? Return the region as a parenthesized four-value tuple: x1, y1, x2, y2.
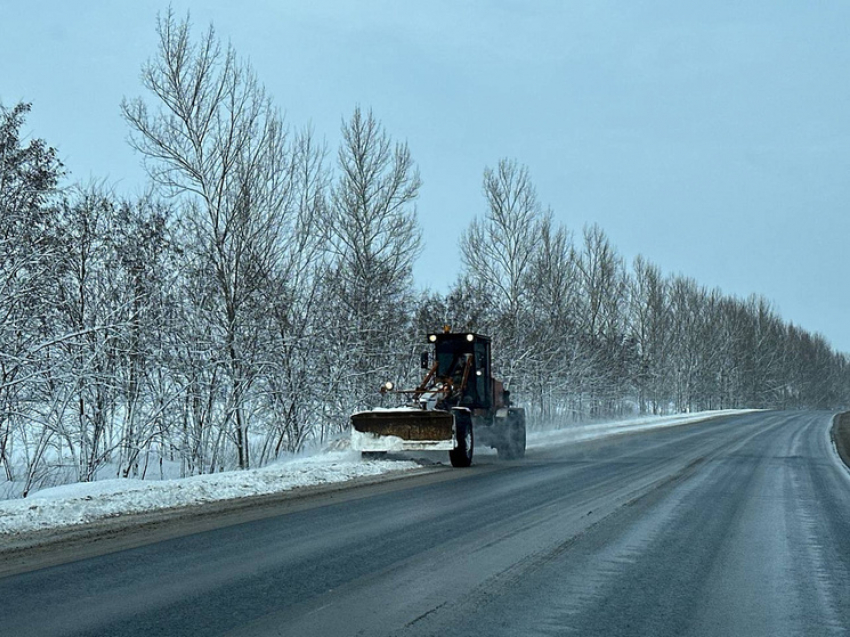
(2, 1, 849, 352)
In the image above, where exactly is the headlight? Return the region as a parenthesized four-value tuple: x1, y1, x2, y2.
(466, 333, 474, 342)
(428, 334, 437, 343)
(384, 381, 394, 391)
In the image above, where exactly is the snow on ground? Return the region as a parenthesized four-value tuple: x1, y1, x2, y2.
(0, 452, 420, 536)
(526, 409, 758, 449)
(0, 410, 755, 537)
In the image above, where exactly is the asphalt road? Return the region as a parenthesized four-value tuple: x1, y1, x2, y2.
(2, 411, 848, 636)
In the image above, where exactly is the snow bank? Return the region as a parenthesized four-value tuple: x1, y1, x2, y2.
(0, 409, 755, 538)
(0, 452, 419, 536)
(527, 409, 757, 449)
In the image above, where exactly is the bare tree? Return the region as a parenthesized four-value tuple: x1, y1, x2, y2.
(324, 106, 421, 411)
(462, 159, 541, 324)
(0, 102, 63, 485)
(329, 106, 421, 311)
(460, 158, 545, 392)
(524, 216, 583, 424)
(122, 9, 297, 469)
(628, 256, 671, 413)
(52, 188, 121, 482)
(259, 127, 331, 455)
(108, 195, 177, 478)
(574, 224, 629, 413)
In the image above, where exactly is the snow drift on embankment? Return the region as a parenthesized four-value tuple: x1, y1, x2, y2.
(0, 410, 755, 537)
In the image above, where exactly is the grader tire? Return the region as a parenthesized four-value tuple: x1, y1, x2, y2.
(449, 409, 474, 467)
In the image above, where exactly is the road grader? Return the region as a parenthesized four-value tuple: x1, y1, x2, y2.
(351, 330, 526, 467)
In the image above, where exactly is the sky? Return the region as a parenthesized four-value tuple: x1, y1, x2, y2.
(2, 1, 849, 352)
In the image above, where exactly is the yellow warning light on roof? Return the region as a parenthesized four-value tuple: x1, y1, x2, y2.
(443, 325, 451, 333)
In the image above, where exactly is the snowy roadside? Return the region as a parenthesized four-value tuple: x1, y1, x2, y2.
(0, 452, 421, 537)
(526, 409, 759, 449)
(0, 409, 755, 538)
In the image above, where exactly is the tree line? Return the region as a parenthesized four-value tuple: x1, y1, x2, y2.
(437, 159, 849, 422)
(1, 11, 847, 496)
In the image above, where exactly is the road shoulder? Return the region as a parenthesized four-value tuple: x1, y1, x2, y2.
(0, 464, 457, 578)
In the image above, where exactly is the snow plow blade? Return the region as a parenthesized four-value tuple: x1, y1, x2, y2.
(351, 409, 454, 451)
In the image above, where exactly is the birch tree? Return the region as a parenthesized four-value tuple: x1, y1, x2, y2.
(123, 10, 298, 468)
(0, 102, 63, 484)
(460, 159, 544, 389)
(628, 256, 671, 413)
(324, 106, 421, 413)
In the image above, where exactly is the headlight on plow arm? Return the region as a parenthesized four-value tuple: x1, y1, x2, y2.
(380, 381, 394, 393)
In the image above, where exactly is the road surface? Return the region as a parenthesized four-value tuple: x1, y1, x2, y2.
(1, 411, 848, 636)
